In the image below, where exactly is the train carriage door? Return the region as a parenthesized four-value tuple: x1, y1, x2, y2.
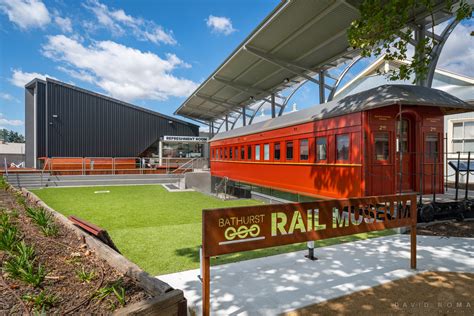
(423, 132, 441, 194)
(396, 117, 415, 192)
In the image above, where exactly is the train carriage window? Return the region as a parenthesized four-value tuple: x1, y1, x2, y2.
(274, 143, 281, 160)
(224, 148, 227, 159)
(336, 134, 350, 161)
(235, 147, 238, 160)
(264, 144, 270, 160)
(247, 145, 252, 160)
(229, 147, 233, 159)
(425, 134, 439, 162)
(255, 145, 261, 161)
(375, 132, 389, 161)
(316, 137, 327, 161)
(300, 139, 309, 160)
(286, 141, 294, 160)
(241, 147, 245, 160)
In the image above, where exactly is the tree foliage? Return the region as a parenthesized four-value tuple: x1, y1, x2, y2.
(348, 0, 473, 83)
(0, 129, 25, 143)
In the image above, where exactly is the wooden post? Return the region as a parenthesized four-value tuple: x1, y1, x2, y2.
(202, 255, 210, 316)
(411, 223, 417, 269)
(410, 197, 417, 269)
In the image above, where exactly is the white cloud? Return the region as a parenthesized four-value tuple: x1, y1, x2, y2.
(83, 0, 176, 45)
(0, 113, 23, 127)
(0, 92, 18, 102)
(206, 15, 236, 35)
(54, 15, 72, 33)
(437, 22, 474, 77)
(0, 0, 50, 30)
(42, 35, 198, 101)
(9, 69, 55, 87)
(56, 66, 95, 83)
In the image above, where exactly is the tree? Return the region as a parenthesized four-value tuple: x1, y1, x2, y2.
(0, 129, 25, 143)
(347, 0, 473, 83)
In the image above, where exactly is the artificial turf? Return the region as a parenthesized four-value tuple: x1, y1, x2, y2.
(31, 185, 395, 275)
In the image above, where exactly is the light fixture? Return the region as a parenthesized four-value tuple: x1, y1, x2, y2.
(249, 96, 255, 101)
(284, 78, 290, 83)
(168, 120, 173, 124)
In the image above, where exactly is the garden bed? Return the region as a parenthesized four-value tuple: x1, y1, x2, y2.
(0, 181, 183, 314)
(414, 219, 474, 238)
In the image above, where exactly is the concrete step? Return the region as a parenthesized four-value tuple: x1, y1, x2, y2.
(46, 178, 179, 187)
(50, 174, 183, 181)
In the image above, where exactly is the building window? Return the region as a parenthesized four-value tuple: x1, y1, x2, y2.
(274, 143, 281, 160)
(426, 134, 439, 162)
(286, 141, 294, 160)
(374, 132, 389, 161)
(300, 139, 309, 160)
(316, 137, 327, 161)
(336, 134, 350, 161)
(264, 144, 270, 160)
(255, 145, 261, 161)
(452, 121, 474, 153)
(241, 147, 245, 160)
(247, 145, 252, 160)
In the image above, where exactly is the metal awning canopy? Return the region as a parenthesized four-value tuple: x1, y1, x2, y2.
(175, 0, 462, 123)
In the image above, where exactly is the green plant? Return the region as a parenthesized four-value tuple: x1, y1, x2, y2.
(40, 224, 59, 237)
(23, 291, 60, 311)
(76, 266, 96, 283)
(25, 207, 59, 237)
(16, 195, 27, 207)
(0, 176, 7, 190)
(113, 285, 126, 307)
(0, 212, 10, 228)
(93, 279, 126, 308)
(0, 225, 19, 252)
(4, 242, 46, 287)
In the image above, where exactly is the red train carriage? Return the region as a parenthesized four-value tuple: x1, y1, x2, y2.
(209, 85, 474, 199)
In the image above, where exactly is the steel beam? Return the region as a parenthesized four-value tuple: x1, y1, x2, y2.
(319, 71, 325, 104)
(244, 46, 328, 88)
(327, 56, 363, 101)
(213, 76, 267, 95)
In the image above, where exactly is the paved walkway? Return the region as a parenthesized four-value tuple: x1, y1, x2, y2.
(158, 235, 474, 315)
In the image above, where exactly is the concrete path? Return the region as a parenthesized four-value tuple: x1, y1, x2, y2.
(158, 235, 474, 315)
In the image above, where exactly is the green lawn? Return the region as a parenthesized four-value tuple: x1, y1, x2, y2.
(32, 185, 395, 275)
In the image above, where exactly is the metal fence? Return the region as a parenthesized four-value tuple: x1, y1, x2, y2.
(38, 157, 209, 175)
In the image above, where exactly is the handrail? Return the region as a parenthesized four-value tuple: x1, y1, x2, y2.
(35, 156, 208, 176)
(214, 176, 229, 200)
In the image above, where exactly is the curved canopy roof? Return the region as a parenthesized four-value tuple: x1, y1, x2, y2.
(211, 85, 473, 142)
(176, 0, 462, 123)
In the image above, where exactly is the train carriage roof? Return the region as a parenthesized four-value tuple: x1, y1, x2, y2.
(211, 85, 473, 142)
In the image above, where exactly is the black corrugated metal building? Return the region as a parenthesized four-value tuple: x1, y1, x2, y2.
(25, 78, 199, 168)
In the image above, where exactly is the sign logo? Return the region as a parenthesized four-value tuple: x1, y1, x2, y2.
(218, 215, 265, 245)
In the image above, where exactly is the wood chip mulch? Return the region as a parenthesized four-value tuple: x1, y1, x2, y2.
(415, 220, 474, 238)
(0, 188, 150, 315)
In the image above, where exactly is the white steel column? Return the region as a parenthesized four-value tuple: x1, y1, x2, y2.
(158, 140, 163, 166)
(33, 88, 37, 169)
